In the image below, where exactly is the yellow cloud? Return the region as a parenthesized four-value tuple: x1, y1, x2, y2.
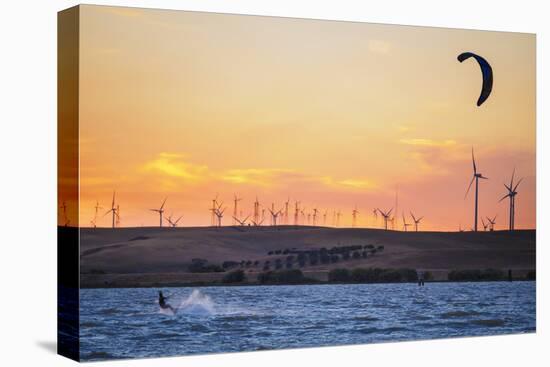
(141, 153, 209, 182)
(220, 168, 294, 187)
(399, 138, 456, 147)
(321, 176, 377, 191)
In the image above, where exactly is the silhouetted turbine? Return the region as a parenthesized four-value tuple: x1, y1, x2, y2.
(465, 148, 488, 232)
(499, 168, 523, 231)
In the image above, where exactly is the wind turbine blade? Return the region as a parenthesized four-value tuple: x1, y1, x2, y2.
(418, 216, 424, 222)
(471, 147, 477, 174)
(479, 175, 489, 180)
(387, 208, 393, 217)
(513, 177, 523, 191)
(499, 193, 510, 203)
(160, 198, 167, 210)
(510, 167, 516, 189)
(504, 183, 512, 192)
(464, 176, 475, 199)
(410, 211, 416, 222)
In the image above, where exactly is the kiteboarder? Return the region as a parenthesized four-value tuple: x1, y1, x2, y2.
(158, 291, 176, 313)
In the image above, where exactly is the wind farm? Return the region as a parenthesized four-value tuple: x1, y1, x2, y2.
(57, 7, 537, 362)
(73, 144, 536, 289)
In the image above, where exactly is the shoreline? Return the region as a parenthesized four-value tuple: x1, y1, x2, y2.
(80, 268, 535, 289)
(80, 278, 536, 289)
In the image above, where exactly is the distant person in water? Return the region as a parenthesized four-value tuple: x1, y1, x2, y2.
(417, 271, 425, 286)
(158, 291, 176, 313)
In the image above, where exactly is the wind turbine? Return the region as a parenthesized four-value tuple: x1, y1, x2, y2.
(499, 169, 523, 231)
(166, 214, 183, 227)
(300, 207, 307, 224)
(103, 191, 117, 228)
(294, 201, 300, 225)
(465, 148, 488, 232)
(232, 194, 242, 225)
(210, 194, 219, 226)
(481, 217, 489, 231)
(283, 198, 290, 225)
(336, 210, 342, 227)
(402, 212, 412, 231)
(323, 210, 328, 226)
(253, 197, 261, 224)
(312, 208, 319, 226)
(214, 202, 226, 227)
(410, 211, 424, 232)
(233, 214, 250, 226)
(372, 208, 379, 228)
(92, 200, 103, 226)
(486, 215, 497, 231)
(268, 204, 283, 226)
(352, 206, 359, 228)
(377, 208, 393, 231)
(150, 198, 167, 227)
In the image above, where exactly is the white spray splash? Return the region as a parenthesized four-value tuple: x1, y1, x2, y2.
(158, 289, 259, 317)
(175, 289, 216, 315)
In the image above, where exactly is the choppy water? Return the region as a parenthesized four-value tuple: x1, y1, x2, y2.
(80, 282, 535, 361)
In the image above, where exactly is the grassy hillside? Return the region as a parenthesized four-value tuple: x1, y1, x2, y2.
(78, 226, 535, 276)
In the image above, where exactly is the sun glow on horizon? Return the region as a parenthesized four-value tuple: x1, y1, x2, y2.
(59, 6, 536, 231)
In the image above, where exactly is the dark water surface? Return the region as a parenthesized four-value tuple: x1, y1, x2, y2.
(80, 282, 535, 361)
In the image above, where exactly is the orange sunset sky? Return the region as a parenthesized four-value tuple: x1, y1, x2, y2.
(68, 5, 535, 231)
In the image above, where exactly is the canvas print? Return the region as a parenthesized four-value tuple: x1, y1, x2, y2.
(58, 5, 536, 362)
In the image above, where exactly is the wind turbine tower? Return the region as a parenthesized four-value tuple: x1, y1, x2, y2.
(487, 215, 497, 231)
(410, 211, 424, 232)
(210, 194, 219, 226)
(233, 194, 242, 225)
(294, 201, 300, 225)
(465, 148, 488, 232)
(499, 169, 523, 231)
(284, 198, 290, 225)
(402, 212, 412, 231)
(104, 191, 117, 228)
(214, 202, 226, 227)
(312, 208, 319, 226)
(150, 198, 167, 227)
(116, 204, 121, 227)
(377, 208, 393, 231)
(253, 197, 260, 224)
(352, 206, 359, 228)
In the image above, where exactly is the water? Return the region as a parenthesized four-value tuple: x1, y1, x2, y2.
(80, 282, 535, 361)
